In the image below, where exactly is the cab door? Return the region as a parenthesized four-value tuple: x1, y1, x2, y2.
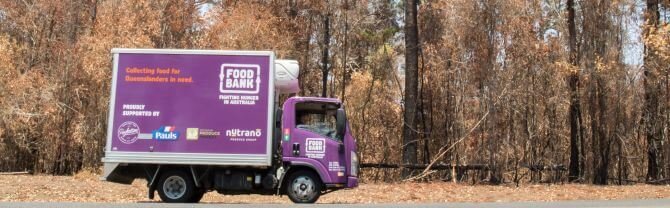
(301, 131, 347, 184)
(288, 102, 347, 184)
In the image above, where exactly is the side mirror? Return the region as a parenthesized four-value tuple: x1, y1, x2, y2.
(336, 108, 346, 141)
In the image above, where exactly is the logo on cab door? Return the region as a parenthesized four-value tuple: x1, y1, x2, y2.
(305, 138, 326, 159)
(306, 138, 325, 153)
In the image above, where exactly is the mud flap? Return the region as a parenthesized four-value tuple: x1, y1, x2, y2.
(276, 166, 290, 196)
(146, 165, 161, 200)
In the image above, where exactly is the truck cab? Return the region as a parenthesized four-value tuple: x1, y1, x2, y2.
(278, 97, 359, 202)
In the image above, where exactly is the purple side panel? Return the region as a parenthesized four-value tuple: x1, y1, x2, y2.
(111, 53, 271, 155)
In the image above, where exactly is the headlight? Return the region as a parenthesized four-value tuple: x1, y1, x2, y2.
(351, 151, 359, 177)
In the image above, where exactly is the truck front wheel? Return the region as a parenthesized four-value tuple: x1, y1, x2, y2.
(157, 170, 197, 203)
(286, 170, 322, 203)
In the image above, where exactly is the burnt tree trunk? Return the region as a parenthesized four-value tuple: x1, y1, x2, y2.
(402, 0, 419, 178)
(644, 0, 662, 182)
(582, 0, 611, 185)
(566, 0, 583, 182)
(321, 14, 331, 98)
(341, 0, 349, 101)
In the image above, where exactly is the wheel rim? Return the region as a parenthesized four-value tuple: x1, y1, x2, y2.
(163, 175, 187, 199)
(291, 176, 316, 200)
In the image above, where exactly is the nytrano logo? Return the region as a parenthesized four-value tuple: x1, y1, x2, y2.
(152, 126, 179, 141)
(225, 128, 262, 137)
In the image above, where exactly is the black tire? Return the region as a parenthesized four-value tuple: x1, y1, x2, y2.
(157, 170, 197, 203)
(286, 170, 322, 203)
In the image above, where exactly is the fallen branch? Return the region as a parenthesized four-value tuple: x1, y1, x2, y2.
(607, 177, 642, 183)
(361, 163, 488, 170)
(646, 178, 670, 185)
(521, 164, 567, 171)
(0, 171, 30, 175)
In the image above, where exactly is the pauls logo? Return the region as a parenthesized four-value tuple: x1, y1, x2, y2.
(152, 126, 179, 141)
(219, 64, 261, 94)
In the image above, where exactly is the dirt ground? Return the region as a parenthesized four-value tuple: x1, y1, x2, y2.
(1, 172, 669, 204)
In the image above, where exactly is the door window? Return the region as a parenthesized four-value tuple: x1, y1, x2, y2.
(295, 102, 340, 141)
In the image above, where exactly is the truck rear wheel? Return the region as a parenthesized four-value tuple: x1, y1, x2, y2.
(286, 170, 322, 203)
(157, 170, 197, 203)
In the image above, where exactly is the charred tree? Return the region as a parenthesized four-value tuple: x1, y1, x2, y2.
(644, 0, 662, 182)
(566, 0, 584, 182)
(340, 0, 349, 101)
(402, 0, 419, 178)
(321, 14, 331, 98)
(581, 0, 614, 185)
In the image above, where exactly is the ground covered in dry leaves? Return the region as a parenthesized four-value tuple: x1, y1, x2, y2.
(1, 172, 669, 204)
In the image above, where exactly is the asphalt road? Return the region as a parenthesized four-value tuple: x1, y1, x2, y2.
(2, 199, 670, 208)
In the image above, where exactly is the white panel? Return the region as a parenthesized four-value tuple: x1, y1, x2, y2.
(274, 59, 300, 94)
(102, 151, 270, 166)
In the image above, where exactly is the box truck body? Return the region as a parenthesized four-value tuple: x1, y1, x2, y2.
(102, 49, 358, 203)
(106, 49, 274, 165)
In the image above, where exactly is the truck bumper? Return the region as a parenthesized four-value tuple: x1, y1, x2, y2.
(347, 176, 358, 188)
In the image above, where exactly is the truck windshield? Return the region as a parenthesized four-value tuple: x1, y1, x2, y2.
(295, 102, 340, 141)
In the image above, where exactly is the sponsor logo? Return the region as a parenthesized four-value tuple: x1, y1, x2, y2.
(185, 128, 221, 141)
(225, 129, 262, 137)
(219, 64, 261, 94)
(152, 126, 179, 141)
(306, 138, 325, 153)
(117, 121, 140, 144)
(186, 128, 199, 140)
(226, 128, 261, 142)
(199, 129, 221, 137)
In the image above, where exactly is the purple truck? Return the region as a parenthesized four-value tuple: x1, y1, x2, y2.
(102, 48, 359, 203)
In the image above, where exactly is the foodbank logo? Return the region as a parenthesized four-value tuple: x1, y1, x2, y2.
(152, 126, 180, 141)
(219, 64, 261, 94)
